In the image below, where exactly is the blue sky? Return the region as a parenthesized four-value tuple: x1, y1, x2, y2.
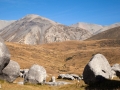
(0, 0, 120, 25)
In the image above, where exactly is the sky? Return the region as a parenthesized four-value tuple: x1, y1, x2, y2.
(0, 0, 120, 26)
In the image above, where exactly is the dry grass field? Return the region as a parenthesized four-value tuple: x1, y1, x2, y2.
(1, 39, 120, 90)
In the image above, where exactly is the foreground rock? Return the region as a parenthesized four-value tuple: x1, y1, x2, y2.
(83, 54, 112, 85)
(0, 37, 10, 74)
(24, 64, 47, 84)
(111, 64, 120, 78)
(0, 60, 20, 82)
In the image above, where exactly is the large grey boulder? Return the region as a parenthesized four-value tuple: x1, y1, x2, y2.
(0, 60, 20, 82)
(111, 64, 120, 78)
(0, 37, 10, 74)
(83, 54, 112, 85)
(24, 64, 47, 84)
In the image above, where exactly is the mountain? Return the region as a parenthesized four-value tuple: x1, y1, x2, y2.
(70, 22, 103, 34)
(70, 22, 120, 35)
(87, 26, 120, 40)
(0, 20, 15, 30)
(96, 23, 120, 34)
(0, 14, 92, 45)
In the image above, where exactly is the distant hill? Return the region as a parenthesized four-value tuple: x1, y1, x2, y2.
(0, 14, 91, 45)
(87, 26, 120, 40)
(96, 23, 120, 34)
(71, 22, 103, 34)
(71, 22, 120, 35)
(0, 20, 15, 30)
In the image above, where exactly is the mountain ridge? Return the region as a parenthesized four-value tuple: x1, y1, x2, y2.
(87, 26, 120, 40)
(0, 14, 91, 45)
(0, 20, 15, 30)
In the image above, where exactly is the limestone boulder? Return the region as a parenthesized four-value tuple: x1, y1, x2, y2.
(111, 64, 120, 78)
(0, 37, 10, 74)
(83, 54, 112, 85)
(0, 60, 20, 82)
(24, 64, 47, 84)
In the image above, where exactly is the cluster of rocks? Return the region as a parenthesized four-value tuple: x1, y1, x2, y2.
(83, 53, 120, 85)
(0, 35, 75, 86)
(0, 36, 47, 85)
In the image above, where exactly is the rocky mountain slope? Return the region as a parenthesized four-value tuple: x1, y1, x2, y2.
(96, 23, 120, 34)
(71, 22, 120, 35)
(87, 26, 120, 40)
(0, 20, 15, 30)
(0, 14, 91, 45)
(71, 22, 103, 34)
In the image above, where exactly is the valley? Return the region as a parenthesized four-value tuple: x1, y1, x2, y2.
(6, 39, 120, 75)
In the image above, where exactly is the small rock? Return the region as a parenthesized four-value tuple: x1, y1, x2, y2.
(49, 76, 55, 82)
(45, 81, 71, 86)
(111, 64, 120, 78)
(70, 74, 81, 80)
(58, 74, 75, 80)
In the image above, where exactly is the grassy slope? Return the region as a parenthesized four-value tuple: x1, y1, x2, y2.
(6, 39, 120, 75)
(2, 39, 120, 90)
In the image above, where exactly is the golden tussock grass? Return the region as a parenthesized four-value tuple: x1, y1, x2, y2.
(1, 39, 120, 89)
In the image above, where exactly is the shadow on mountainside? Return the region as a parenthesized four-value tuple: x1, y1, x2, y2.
(84, 75, 120, 90)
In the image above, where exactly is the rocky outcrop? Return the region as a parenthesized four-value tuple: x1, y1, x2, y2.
(0, 60, 20, 82)
(24, 64, 47, 84)
(83, 54, 112, 85)
(0, 36, 10, 74)
(0, 14, 92, 45)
